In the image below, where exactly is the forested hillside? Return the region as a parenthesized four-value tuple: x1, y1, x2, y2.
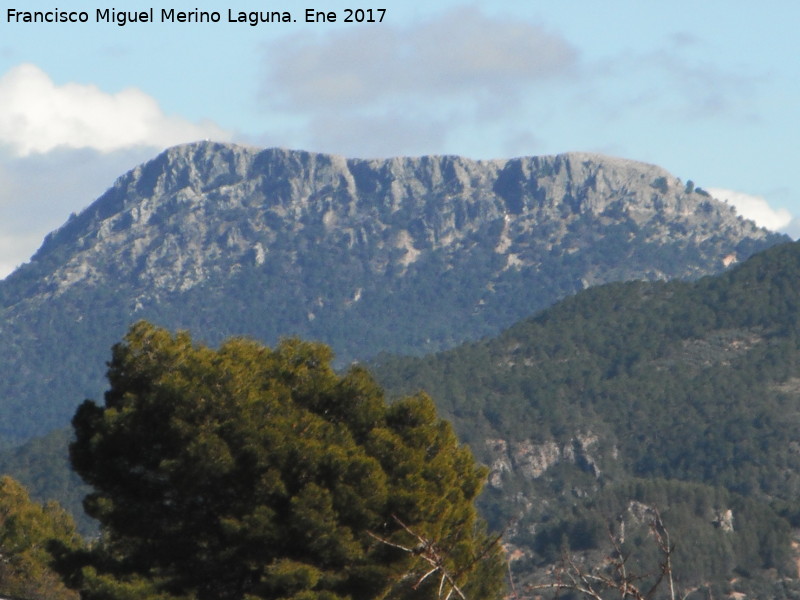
(373, 240, 800, 597)
(5, 241, 800, 596)
(0, 142, 796, 597)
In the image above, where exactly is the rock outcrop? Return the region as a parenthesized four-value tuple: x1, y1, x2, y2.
(485, 433, 609, 489)
(16, 142, 780, 304)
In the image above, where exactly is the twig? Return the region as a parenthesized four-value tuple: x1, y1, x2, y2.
(529, 508, 677, 600)
(368, 514, 491, 600)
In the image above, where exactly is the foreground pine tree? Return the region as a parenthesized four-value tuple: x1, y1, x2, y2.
(66, 321, 504, 600)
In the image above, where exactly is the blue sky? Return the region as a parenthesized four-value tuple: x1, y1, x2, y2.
(0, 0, 798, 276)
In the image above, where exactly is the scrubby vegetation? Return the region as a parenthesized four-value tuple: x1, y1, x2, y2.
(6, 242, 800, 597)
(373, 241, 800, 594)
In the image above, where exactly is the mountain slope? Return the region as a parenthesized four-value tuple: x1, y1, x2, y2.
(372, 240, 800, 596)
(6, 238, 800, 594)
(374, 240, 800, 488)
(0, 141, 786, 445)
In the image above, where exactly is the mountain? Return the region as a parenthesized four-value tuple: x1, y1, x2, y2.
(372, 240, 800, 597)
(5, 234, 800, 595)
(0, 141, 786, 445)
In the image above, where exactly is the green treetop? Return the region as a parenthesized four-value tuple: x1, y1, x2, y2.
(0, 475, 82, 600)
(67, 321, 504, 600)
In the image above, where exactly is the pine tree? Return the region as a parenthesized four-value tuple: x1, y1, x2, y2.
(67, 321, 505, 600)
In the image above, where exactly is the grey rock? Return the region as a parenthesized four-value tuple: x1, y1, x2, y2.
(23, 142, 778, 304)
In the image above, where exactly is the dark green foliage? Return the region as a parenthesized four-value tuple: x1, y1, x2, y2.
(0, 280, 134, 447)
(66, 322, 504, 600)
(0, 475, 83, 600)
(521, 479, 793, 586)
(373, 241, 800, 593)
(0, 428, 94, 536)
(5, 239, 800, 595)
(651, 176, 669, 193)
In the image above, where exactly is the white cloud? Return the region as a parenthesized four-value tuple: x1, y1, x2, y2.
(260, 7, 576, 155)
(0, 63, 234, 278)
(0, 64, 230, 156)
(265, 7, 576, 112)
(707, 187, 793, 232)
(783, 218, 800, 240)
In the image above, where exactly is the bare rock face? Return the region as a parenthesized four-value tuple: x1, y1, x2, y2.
(0, 141, 787, 444)
(485, 433, 609, 489)
(24, 142, 778, 304)
(713, 508, 734, 532)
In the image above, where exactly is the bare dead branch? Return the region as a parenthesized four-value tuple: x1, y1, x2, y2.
(368, 514, 469, 600)
(527, 508, 679, 600)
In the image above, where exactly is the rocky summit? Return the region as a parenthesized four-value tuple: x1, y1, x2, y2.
(19, 143, 779, 301)
(0, 141, 787, 444)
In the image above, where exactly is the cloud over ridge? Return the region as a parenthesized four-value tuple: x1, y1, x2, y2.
(708, 187, 793, 232)
(260, 7, 577, 156)
(266, 7, 577, 110)
(0, 64, 230, 156)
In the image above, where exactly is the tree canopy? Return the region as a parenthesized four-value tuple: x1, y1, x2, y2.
(0, 475, 82, 600)
(67, 321, 504, 600)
